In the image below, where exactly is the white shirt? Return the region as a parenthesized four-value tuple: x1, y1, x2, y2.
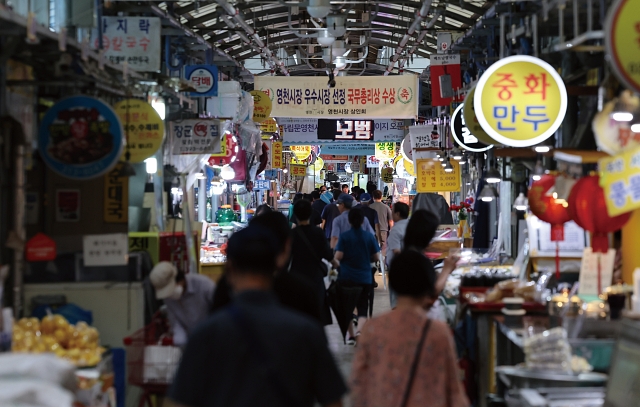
(385, 218, 409, 267)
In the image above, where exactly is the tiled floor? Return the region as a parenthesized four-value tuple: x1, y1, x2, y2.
(324, 274, 391, 407)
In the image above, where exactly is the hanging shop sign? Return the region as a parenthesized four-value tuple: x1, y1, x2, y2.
(313, 157, 325, 172)
(113, 99, 164, 162)
(255, 76, 418, 119)
(290, 164, 307, 177)
(598, 145, 640, 216)
(271, 141, 283, 169)
(321, 143, 375, 156)
(25, 233, 57, 262)
(209, 133, 239, 167)
(321, 154, 349, 161)
(429, 54, 462, 107)
(409, 125, 441, 151)
(400, 134, 413, 161)
(104, 163, 129, 224)
(96, 17, 161, 72)
(605, 0, 640, 94)
(83, 233, 129, 267)
(366, 155, 380, 168)
(169, 119, 221, 155)
(381, 167, 394, 183)
(416, 159, 461, 193)
(253, 180, 271, 190)
(592, 91, 640, 156)
(394, 156, 416, 177)
(290, 145, 312, 161)
(56, 189, 80, 222)
(250, 90, 273, 123)
(375, 142, 396, 161)
(463, 86, 500, 146)
(474, 55, 568, 147)
(450, 103, 493, 152)
(260, 117, 278, 136)
(184, 65, 218, 97)
(39, 96, 124, 180)
(280, 118, 405, 144)
(437, 32, 453, 54)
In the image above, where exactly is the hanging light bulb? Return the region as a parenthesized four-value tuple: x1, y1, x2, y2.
(458, 154, 467, 165)
(479, 184, 497, 202)
(441, 154, 448, 167)
(144, 157, 157, 174)
(283, 168, 289, 174)
(220, 165, 236, 180)
(307, 0, 331, 19)
(532, 160, 544, 181)
(485, 167, 502, 183)
(451, 148, 463, 160)
(513, 192, 528, 211)
(444, 159, 454, 173)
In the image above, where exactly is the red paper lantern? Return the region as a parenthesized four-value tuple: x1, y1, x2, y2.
(567, 175, 631, 253)
(528, 174, 571, 241)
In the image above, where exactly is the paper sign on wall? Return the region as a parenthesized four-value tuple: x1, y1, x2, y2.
(578, 248, 615, 295)
(83, 233, 129, 267)
(409, 125, 441, 150)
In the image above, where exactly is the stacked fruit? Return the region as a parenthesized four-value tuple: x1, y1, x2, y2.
(12, 315, 105, 367)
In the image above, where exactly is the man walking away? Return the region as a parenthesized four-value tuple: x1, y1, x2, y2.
(330, 193, 375, 249)
(321, 189, 342, 241)
(169, 223, 347, 407)
(310, 190, 327, 227)
(369, 190, 394, 251)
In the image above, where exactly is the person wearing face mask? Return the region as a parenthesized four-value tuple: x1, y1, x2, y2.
(149, 261, 215, 347)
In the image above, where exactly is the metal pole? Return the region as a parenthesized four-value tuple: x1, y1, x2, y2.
(13, 144, 25, 319)
(532, 14, 539, 57)
(573, 0, 579, 40)
(500, 14, 505, 59)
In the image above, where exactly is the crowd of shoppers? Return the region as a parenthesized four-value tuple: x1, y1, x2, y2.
(148, 187, 468, 407)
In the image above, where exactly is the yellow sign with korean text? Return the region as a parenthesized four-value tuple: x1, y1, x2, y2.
(375, 142, 396, 161)
(290, 145, 312, 161)
(260, 118, 278, 138)
(605, 0, 640, 94)
(290, 164, 307, 177)
(313, 157, 325, 173)
(416, 159, 461, 193)
(474, 55, 567, 147)
(598, 145, 640, 216)
(104, 163, 129, 223)
(114, 99, 165, 162)
(463, 87, 501, 146)
(250, 90, 273, 123)
(271, 141, 283, 169)
(381, 167, 394, 183)
(255, 75, 418, 119)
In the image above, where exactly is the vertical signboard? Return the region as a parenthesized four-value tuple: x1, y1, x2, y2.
(271, 141, 283, 169)
(98, 17, 161, 71)
(430, 54, 462, 107)
(104, 163, 129, 223)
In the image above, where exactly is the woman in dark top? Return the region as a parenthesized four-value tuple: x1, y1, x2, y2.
(290, 199, 337, 325)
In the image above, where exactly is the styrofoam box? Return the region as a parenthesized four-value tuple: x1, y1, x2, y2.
(143, 346, 182, 384)
(217, 80, 241, 95)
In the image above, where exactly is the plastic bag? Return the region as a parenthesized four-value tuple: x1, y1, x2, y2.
(0, 354, 76, 390)
(0, 379, 74, 407)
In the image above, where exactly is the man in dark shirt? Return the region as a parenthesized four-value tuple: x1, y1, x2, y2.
(169, 223, 347, 407)
(309, 190, 327, 227)
(321, 189, 342, 240)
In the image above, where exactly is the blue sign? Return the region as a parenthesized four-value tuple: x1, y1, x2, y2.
(254, 180, 271, 190)
(184, 65, 218, 97)
(38, 96, 125, 180)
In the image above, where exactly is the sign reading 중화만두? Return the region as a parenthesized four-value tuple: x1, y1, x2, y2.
(474, 55, 567, 147)
(255, 76, 418, 119)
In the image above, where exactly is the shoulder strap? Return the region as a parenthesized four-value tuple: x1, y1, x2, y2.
(227, 305, 298, 406)
(399, 319, 432, 407)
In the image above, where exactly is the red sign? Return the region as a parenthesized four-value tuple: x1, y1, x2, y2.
(25, 233, 57, 262)
(430, 54, 462, 107)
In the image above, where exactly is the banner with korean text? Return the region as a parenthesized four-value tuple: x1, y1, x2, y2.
(599, 145, 640, 216)
(280, 118, 405, 144)
(96, 17, 161, 72)
(169, 120, 221, 155)
(255, 76, 418, 119)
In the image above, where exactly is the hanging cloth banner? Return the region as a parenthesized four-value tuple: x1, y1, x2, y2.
(169, 119, 222, 155)
(255, 76, 418, 119)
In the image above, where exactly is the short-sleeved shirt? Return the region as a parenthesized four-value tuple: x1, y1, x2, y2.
(386, 218, 409, 267)
(330, 210, 375, 239)
(169, 290, 347, 407)
(370, 202, 393, 232)
(164, 273, 216, 346)
(361, 205, 379, 231)
(336, 228, 380, 285)
(321, 203, 341, 239)
(310, 200, 327, 226)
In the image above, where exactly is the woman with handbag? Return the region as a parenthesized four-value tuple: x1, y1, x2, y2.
(289, 199, 338, 325)
(350, 250, 469, 407)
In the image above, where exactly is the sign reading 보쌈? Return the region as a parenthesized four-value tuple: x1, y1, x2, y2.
(39, 96, 124, 180)
(113, 99, 164, 162)
(450, 104, 493, 152)
(598, 145, 640, 216)
(605, 0, 640, 94)
(281, 118, 405, 144)
(416, 159, 461, 193)
(474, 55, 568, 147)
(184, 65, 218, 97)
(169, 120, 221, 155)
(97, 17, 161, 72)
(104, 163, 129, 223)
(83, 233, 129, 267)
(255, 76, 418, 119)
